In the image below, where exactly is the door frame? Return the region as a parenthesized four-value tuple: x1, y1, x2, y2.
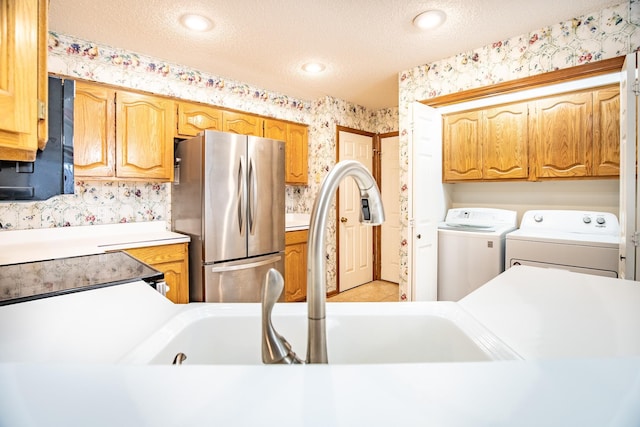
(336, 125, 377, 293)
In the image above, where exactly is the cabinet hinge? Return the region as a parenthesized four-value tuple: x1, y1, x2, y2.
(631, 231, 640, 247)
(37, 100, 46, 120)
(632, 81, 640, 97)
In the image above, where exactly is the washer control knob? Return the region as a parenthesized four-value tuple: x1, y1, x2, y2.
(596, 216, 606, 225)
(533, 214, 543, 223)
(583, 216, 592, 224)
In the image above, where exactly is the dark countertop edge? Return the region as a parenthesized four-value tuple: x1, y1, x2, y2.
(0, 273, 163, 307)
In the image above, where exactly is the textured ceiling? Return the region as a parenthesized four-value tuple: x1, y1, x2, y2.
(49, 0, 621, 110)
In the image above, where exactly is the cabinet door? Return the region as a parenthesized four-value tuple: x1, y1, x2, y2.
(176, 102, 222, 137)
(482, 102, 529, 179)
(36, 0, 47, 150)
(285, 123, 309, 184)
(532, 92, 592, 178)
(443, 111, 482, 181)
(125, 243, 189, 304)
(74, 82, 116, 177)
(285, 230, 308, 302)
(263, 118, 287, 141)
(593, 86, 620, 177)
(116, 91, 175, 180)
(0, 0, 40, 161)
(222, 111, 263, 136)
(157, 259, 189, 304)
(265, 119, 308, 185)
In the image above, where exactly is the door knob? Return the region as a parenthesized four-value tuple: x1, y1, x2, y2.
(340, 217, 348, 223)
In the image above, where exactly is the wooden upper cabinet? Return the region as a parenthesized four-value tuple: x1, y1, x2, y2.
(532, 91, 592, 178)
(222, 111, 263, 136)
(443, 111, 483, 180)
(0, 0, 47, 161)
(441, 84, 619, 183)
(593, 86, 620, 177)
(482, 102, 529, 179)
(264, 119, 287, 140)
(74, 81, 174, 181)
(176, 102, 222, 137)
(116, 91, 175, 180)
(74, 81, 117, 177)
(285, 123, 308, 184)
(265, 119, 308, 184)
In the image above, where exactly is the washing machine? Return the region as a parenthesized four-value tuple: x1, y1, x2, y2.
(505, 210, 620, 278)
(437, 208, 518, 301)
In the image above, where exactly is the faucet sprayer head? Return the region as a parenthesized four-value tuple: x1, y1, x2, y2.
(359, 188, 385, 225)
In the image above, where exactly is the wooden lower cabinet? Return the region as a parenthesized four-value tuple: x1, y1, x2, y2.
(124, 243, 189, 304)
(284, 230, 308, 302)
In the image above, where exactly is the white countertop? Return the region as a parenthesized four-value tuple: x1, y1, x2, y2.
(285, 213, 310, 231)
(459, 266, 640, 359)
(0, 216, 305, 265)
(0, 221, 190, 265)
(1, 266, 640, 425)
(1, 357, 639, 426)
(0, 281, 183, 363)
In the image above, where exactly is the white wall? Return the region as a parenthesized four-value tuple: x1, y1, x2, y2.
(450, 179, 619, 225)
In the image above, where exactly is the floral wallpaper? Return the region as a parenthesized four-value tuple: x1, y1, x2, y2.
(397, 0, 640, 301)
(0, 181, 167, 230)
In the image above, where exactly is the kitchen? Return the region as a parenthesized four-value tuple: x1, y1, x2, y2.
(1, 1, 640, 425)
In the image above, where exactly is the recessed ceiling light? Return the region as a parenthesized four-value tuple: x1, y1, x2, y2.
(413, 10, 446, 30)
(180, 14, 213, 32)
(301, 62, 326, 74)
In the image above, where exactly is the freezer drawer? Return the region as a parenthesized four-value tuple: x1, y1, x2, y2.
(202, 253, 284, 302)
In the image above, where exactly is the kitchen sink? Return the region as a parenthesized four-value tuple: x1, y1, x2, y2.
(119, 302, 521, 365)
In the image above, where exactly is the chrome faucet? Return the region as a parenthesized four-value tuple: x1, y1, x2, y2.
(261, 160, 384, 364)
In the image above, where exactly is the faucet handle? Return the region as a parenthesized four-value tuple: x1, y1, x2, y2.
(261, 268, 303, 364)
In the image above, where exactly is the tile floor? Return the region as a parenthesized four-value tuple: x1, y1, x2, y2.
(327, 280, 399, 302)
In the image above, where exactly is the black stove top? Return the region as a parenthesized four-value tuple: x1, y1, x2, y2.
(0, 251, 163, 306)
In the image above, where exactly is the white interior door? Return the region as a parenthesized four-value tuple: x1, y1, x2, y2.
(408, 102, 447, 301)
(339, 131, 374, 292)
(380, 135, 400, 283)
(619, 51, 639, 280)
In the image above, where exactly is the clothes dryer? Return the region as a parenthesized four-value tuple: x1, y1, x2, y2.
(505, 210, 619, 278)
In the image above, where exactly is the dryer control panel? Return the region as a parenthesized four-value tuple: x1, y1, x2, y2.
(520, 210, 619, 236)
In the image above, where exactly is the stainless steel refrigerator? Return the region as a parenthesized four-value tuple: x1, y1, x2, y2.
(172, 130, 285, 302)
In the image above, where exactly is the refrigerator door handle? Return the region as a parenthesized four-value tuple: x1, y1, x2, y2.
(210, 255, 282, 273)
(248, 157, 258, 235)
(238, 157, 246, 235)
